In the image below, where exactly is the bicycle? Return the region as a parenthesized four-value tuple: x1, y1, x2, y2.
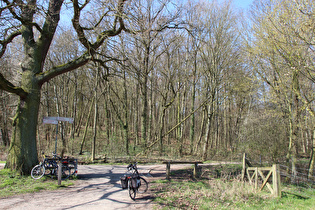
(31, 153, 71, 180)
(121, 163, 148, 200)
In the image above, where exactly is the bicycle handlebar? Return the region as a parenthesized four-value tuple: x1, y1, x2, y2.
(127, 162, 138, 171)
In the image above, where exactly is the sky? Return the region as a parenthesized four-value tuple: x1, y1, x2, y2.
(233, 0, 253, 9)
(218, 0, 254, 9)
(234, 0, 253, 8)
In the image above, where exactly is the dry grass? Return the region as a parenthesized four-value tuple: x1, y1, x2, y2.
(151, 178, 264, 209)
(150, 164, 314, 209)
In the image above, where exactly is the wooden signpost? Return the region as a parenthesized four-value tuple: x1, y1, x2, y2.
(43, 116, 74, 123)
(43, 116, 74, 185)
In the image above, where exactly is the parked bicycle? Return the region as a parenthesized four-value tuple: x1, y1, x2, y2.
(31, 153, 73, 180)
(120, 162, 148, 200)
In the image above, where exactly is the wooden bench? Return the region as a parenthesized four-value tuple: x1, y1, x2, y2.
(162, 161, 203, 180)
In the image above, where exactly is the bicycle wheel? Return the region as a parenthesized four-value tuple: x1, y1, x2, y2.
(31, 165, 45, 179)
(137, 177, 148, 194)
(128, 179, 136, 200)
(61, 165, 71, 180)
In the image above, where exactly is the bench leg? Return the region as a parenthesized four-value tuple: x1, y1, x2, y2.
(193, 163, 198, 179)
(166, 162, 170, 180)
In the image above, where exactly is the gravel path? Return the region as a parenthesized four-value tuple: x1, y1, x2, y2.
(0, 164, 167, 210)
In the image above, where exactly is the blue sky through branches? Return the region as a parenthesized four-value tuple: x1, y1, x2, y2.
(218, 0, 253, 9)
(233, 0, 253, 8)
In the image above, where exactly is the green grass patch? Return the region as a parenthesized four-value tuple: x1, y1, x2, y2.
(151, 179, 315, 209)
(0, 169, 74, 198)
(248, 184, 315, 210)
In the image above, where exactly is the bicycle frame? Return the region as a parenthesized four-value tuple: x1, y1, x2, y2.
(124, 163, 148, 200)
(31, 153, 72, 180)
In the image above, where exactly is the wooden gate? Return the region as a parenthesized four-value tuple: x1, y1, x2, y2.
(242, 154, 281, 197)
(247, 164, 281, 197)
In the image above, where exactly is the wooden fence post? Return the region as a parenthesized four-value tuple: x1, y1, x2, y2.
(242, 153, 246, 182)
(255, 167, 258, 189)
(273, 164, 281, 198)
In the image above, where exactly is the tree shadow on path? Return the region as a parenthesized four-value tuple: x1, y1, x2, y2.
(63, 165, 155, 209)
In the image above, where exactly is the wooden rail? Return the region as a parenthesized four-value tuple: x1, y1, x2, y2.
(162, 161, 203, 180)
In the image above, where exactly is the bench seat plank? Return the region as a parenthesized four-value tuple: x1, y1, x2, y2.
(163, 161, 203, 180)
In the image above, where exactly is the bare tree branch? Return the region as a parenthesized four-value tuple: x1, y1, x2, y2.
(0, 30, 22, 58)
(72, 0, 127, 53)
(37, 53, 91, 85)
(2, 0, 42, 32)
(37, 0, 64, 69)
(72, 0, 92, 50)
(0, 73, 28, 99)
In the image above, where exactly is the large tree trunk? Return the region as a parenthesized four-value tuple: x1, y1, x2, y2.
(6, 72, 41, 174)
(4, 0, 63, 174)
(0, 0, 126, 175)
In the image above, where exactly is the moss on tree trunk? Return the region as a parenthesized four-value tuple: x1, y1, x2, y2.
(6, 71, 40, 174)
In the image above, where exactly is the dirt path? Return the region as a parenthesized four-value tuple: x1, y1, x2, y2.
(0, 162, 241, 209)
(0, 164, 167, 210)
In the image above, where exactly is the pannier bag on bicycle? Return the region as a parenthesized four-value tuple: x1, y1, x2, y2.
(120, 176, 128, 189)
(131, 176, 141, 189)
